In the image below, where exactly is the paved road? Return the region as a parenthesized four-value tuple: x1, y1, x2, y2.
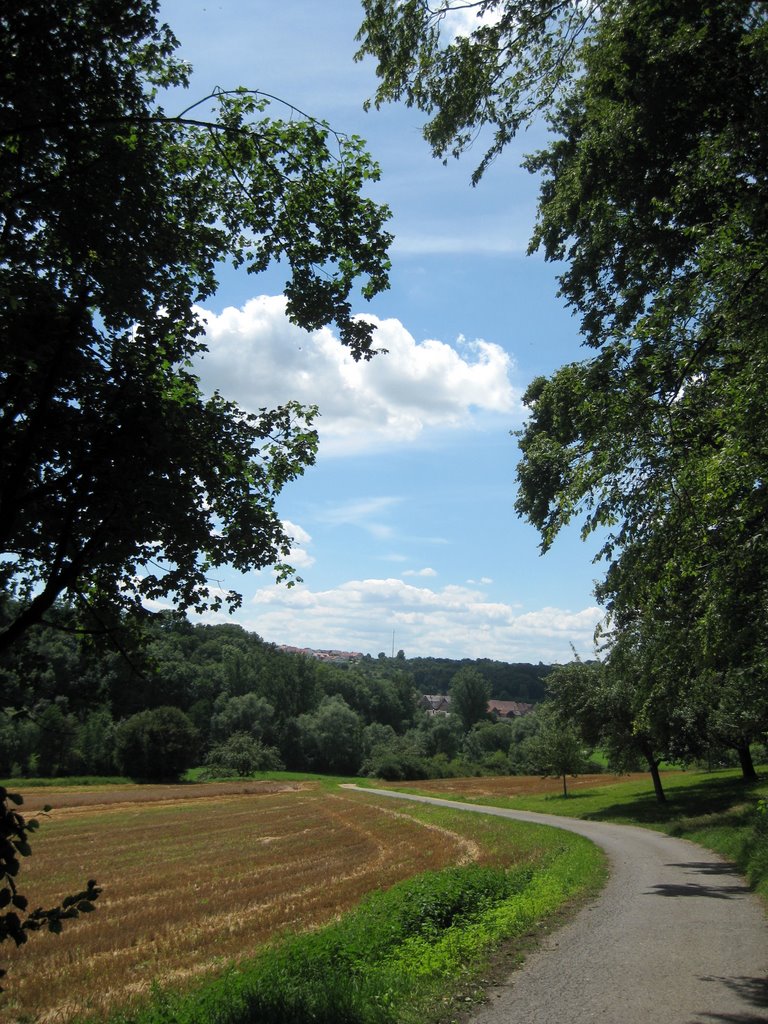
(352, 786, 768, 1023)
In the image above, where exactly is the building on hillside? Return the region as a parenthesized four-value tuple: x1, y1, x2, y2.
(487, 699, 535, 719)
(421, 695, 535, 719)
(278, 645, 363, 664)
(420, 694, 452, 716)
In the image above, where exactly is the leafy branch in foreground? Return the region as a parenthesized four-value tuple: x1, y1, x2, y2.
(1, 0, 393, 653)
(0, 786, 101, 985)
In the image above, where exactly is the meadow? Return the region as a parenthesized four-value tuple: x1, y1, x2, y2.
(0, 778, 603, 1024)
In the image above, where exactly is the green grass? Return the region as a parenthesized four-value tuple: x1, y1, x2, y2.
(389, 768, 768, 898)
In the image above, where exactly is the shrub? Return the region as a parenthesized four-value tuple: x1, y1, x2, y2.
(202, 733, 284, 778)
(115, 707, 198, 781)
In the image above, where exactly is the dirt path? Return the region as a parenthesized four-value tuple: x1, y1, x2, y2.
(353, 787, 768, 1023)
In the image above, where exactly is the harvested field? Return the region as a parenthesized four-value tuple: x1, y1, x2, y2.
(0, 781, 485, 1023)
(381, 771, 657, 799)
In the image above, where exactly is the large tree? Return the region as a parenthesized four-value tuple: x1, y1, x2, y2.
(358, 1, 768, 755)
(1, 0, 392, 652)
(449, 666, 491, 732)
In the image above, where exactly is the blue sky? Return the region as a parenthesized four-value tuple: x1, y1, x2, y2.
(158, 0, 604, 663)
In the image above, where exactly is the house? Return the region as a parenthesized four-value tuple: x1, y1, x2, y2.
(487, 699, 534, 719)
(420, 694, 452, 716)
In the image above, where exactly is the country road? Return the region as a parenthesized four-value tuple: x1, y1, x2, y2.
(351, 786, 768, 1023)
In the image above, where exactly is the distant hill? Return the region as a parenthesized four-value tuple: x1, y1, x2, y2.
(277, 647, 552, 703)
(378, 655, 552, 703)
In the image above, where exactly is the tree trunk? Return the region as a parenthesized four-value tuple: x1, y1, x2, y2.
(737, 743, 758, 781)
(562, 772, 568, 798)
(640, 741, 666, 803)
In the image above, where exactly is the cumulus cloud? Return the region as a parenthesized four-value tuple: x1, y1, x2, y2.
(193, 296, 520, 455)
(237, 577, 603, 663)
(282, 519, 315, 570)
(403, 567, 438, 577)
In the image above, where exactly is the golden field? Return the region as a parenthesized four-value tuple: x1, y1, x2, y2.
(380, 771, 653, 799)
(0, 780, 495, 1023)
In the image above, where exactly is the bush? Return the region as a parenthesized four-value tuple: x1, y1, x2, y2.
(115, 706, 198, 781)
(202, 733, 284, 778)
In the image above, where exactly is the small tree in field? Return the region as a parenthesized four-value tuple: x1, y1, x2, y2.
(525, 708, 587, 798)
(204, 733, 284, 778)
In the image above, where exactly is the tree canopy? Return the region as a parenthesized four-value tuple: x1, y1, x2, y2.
(358, 0, 768, 765)
(1, 0, 392, 651)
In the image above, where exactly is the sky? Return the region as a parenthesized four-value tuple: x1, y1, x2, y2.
(157, 0, 605, 663)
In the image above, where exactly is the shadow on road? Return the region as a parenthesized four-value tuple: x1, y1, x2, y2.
(647, 881, 749, 899)
(692, 974, 768, 1022)
(667, 861, 743, 876)
(645, 858, 751, 899)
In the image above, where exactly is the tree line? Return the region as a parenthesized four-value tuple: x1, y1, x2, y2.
(0, 602, 565, 782)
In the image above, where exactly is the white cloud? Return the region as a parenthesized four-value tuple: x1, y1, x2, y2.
(193, 296, 520, 455)
(467, 576, 494, 585)
(403, 567, 438, 577)
(239, 577, 603, 663)
(315, 497, 401, 540)
(281, 519, 315, 570)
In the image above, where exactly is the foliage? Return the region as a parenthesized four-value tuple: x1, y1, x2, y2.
(115, 706, 199, 781)
(0, 787, 100, 986)
(358, 0, 768, 812)
(1, 0, 392, 651)
(405, 656, 550, 702)
(449, 666, 491, 733)
(0, 606, 558, 782)
(356, 0, 597, 184)
(547, 658, 675, 802)
(522, 706, 588, 797)
(297, 695, 365, 775)
(202, 732, 284, 777)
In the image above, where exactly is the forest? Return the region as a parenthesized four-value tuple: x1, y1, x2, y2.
(0, 602, 557, 782)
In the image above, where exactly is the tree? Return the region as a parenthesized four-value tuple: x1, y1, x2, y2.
(523, 707, 587, 797)
(1, 0, 392, 651)
(547, 657, 676, 802)
(449, 666, 491, 732)
(209, 693, 276, 745)
(358, 1, 768, 758)
(115, 706, 198, 781)
(296, 695, 365, 775)
(203, 732, 283, 778)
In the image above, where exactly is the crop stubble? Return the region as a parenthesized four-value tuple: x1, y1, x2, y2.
(1, 781, 493, 1023)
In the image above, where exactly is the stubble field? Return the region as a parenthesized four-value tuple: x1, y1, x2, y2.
(0, 780, 514, 1023)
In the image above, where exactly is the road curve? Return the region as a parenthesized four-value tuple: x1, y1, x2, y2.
(349, 786, 768, 1024)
